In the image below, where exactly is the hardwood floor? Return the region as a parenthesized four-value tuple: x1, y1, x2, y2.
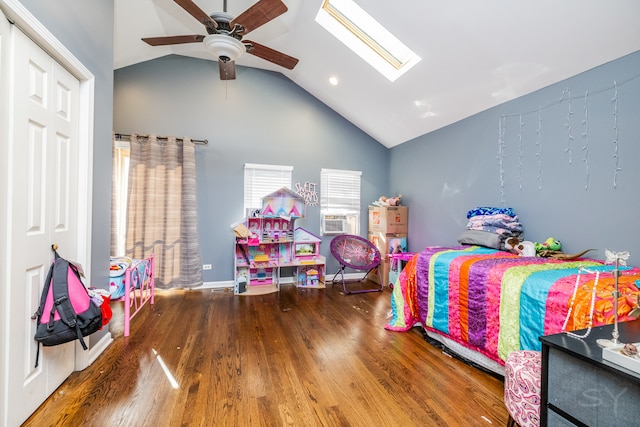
(23, 281, 509, 427)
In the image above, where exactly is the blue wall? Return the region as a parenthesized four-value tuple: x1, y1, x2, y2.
(391, 50, 640, 265)
(114, 49, 640, 281)
(18, 0, 114, 345)
(19, 0, 115, 288)
(114, 55, 389, 282)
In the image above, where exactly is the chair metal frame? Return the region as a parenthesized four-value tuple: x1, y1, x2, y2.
(329, 234, 383, 294)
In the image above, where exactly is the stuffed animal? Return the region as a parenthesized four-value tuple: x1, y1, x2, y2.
(535, 237, 562, 254)
(504, 236, 536, 257)
(538, 248, 594, 260)
(534, 237, 595, 259)
(373, 194, 403, 207)
(386, 194, 402, 206)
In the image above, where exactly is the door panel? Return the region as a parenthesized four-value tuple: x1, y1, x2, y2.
(0, 8, 9, 426)
(4, 24, 80, 427)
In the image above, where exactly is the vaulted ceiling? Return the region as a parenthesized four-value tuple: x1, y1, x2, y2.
(115, 0, 640, 148)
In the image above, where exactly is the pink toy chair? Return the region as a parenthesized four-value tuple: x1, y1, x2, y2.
(329, 234, 383, 294)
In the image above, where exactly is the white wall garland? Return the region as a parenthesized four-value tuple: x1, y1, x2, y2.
(612, 80, 621, 188)
(535, 106, 543, 191)
(497, 72, 640, 202)
(497, 115, 506, 203)
(562, 87, 574, 165)
(518, 114, 524, 190)
(581, 91, 590, 190)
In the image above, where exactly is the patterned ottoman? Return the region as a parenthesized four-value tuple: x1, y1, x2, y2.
(504, 350, 541, 427)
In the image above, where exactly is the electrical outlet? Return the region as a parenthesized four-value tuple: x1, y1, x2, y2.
(203, 264, 212, 270)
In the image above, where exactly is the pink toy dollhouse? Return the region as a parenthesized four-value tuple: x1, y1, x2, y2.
(293, 227, 321, 262)
(297, 267, 320, 287)
(233, 188, 320, 295)
(261, 187, 305, 218)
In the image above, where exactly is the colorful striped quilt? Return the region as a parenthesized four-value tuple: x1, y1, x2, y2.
(385, 246, 640, 364)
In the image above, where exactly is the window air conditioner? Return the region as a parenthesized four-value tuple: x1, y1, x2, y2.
(322, 215, 348, 235)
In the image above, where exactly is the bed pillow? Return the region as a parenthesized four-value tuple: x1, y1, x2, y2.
(457, 230, 502, 249)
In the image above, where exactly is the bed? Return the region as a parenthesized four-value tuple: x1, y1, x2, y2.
(109, 254, 155, 337)
(385, 245, 640, 375)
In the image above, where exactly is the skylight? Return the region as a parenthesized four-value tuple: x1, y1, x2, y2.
(315, 0, 421, 82)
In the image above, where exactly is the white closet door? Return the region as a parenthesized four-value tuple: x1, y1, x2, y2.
(0, 9, 10, 427)
(3, 23, 80, 427)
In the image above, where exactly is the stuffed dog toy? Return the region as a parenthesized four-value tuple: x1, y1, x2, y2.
(504, 236, 536, 257)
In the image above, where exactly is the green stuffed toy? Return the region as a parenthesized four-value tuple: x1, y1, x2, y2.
(535, 237, 594, 260)
(535, 237, 562, 254)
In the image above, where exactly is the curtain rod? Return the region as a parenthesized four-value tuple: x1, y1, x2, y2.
(114, 133, 208, 145)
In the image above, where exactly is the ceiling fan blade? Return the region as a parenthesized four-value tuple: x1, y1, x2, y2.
(142, 35, 205, 46)
(244, 40, 298, 70)
(174, 0, 218, 32)
(230, 0, 287, 36)
(219, 60, 237, 80)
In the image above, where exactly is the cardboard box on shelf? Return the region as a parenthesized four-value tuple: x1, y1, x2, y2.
(368, 206, 408, 234)
(368, 232, 407, 256)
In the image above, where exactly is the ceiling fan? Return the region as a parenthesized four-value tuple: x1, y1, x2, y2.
(142, 0, 299, 80)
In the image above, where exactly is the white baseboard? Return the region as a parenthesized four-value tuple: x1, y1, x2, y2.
(195, 273, 366, 291)
(193, 280, 234, 290)
(331, 272, 365, 281)
(74, 332, 113, 371)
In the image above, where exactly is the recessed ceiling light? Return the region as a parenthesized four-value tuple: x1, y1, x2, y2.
(329, 76, 339, 85)
(315, 0, 421, 82)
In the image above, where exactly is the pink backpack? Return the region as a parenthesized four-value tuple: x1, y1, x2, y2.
(32, 246, 102, 367)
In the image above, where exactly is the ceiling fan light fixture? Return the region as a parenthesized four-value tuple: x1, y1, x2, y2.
(203, 34, 245, 62)
(144, 0, 298, 78)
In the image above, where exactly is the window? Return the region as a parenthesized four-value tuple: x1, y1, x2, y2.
(320, 168, 361, 235)
(112, 139, 130, 256)
(244, 163, 293, 215)
(315, 0, 421, 82)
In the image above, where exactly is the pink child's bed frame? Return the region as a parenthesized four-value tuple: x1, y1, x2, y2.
(113, 254, 155, 336)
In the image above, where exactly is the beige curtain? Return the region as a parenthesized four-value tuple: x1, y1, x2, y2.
(125, 134, 203, 288)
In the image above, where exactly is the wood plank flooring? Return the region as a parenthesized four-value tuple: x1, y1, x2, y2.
(23, 281, 509, 427)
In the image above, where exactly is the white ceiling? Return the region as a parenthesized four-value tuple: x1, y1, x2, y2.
(114, 0, 640, 148)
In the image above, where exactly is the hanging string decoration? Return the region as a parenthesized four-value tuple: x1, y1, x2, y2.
(518, 114, 524, 190)
(497, 72, 640, 196)
(581, 91, 590, 190)
(535, 107, 543, 190)
(498, 115, 507, 204)
(561, 88, 574, 165)
(612, 80, 621, 189)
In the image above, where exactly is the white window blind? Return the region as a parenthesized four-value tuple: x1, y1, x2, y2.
(244, 163, 293, 212)
(321, 168, 362, 235)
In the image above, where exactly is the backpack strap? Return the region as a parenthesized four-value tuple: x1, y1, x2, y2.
(50, 252, 89, 350)
(33, 249, 58, 368)
(51, 256, 79, 329)
(33, 248, 89, 368)
(35, 343, 41, 369)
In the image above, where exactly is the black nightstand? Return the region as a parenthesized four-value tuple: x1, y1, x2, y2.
(539, 319, 640, 426)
